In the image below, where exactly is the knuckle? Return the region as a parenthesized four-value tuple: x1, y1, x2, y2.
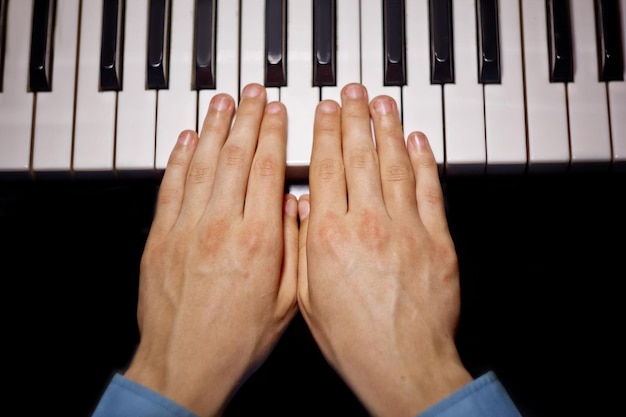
(348, 148, 376, 169)
(222, 144, 246, 167)
(383, 164, 412, 182)
(420, 185, 444, 207)
(313, 158, 344, 180)
(188, 164, 213, 184)
(253, 155, 279, 178)
(156, 185, 181, 205)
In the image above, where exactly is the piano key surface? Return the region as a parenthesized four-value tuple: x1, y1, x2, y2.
(74, 1, 117, 176)
(484, 0, 526, 174)
(522, 0, 571, 173)
(568, 0, 612, 170)
(32, 0, 79, 177)
(0, 0, 625, 179)
(0, 0, 34, 176)
(116, 0, 156, 175)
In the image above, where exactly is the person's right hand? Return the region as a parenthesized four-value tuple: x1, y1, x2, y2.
(297, 83, 473, 417)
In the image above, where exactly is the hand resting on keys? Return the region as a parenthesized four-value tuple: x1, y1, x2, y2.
(90, 83, 522, 417)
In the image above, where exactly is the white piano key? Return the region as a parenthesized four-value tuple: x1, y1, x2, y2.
(32, 0, 79, 176)
(288, 184, 310, 200)
(116, 0, 157, 175)
(240, 0, 279, 103)
(74, 1, 116, 175)
(360, 0, 401, 106)
(0, 0, 34, 175)
(484, 0, 526, 174)
(609, 0, 626, 172)
(567, 0, 612, 171)
(521, 0, 570, 173)
(155, 0, 197, 170)
(281, 0, 318, 180)
(321, 0, 360, 103)
(197, 0, 240, 126)
(444, 0, 486, 175)
(402, 0, 445, 170)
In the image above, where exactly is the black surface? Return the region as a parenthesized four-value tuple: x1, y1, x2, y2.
(100, 0, 124, 91)
(313, 0, 336, 87)
(383, 0, 406, 86)
(0, 0, 7, 92)
(29, 0, 55, 92)
(594, 0, 624, 82)
(546, 0, 574, 83)
(194, 0, 217, 90)
(264, 0, 287, 88)
(2, 172, 625, 416)
(476, 0, 501, 84)
(429, 0, 454, 84)
(146, 0, 170, 90)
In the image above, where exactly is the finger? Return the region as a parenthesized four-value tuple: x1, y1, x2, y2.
(277, 194, 299, 320)
(340, 83, 383, 211)
(296, 195, 311, 311)
(150, 130, 198, 240)
(309, 99, 347, 214)
(407, 132, 450, 237)
(369, 96, 417, 218)
(179, 93, 235, 222)
(209, 83, 267, 214)
(244, 101, 287, 221)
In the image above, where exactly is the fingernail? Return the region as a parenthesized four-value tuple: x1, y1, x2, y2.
(242, 83, 263, 98)
(211, 95, 231, 111)
(373, 97, 393, 115)
(284, 196, 298, 217)
(410, 132, 429, 151)
(298, 198, 310, 220)
(344, 84, 365, 99)
(178, 130, 192, 146)
(266, 101, 283, 114)
(318, 100, 339, 113)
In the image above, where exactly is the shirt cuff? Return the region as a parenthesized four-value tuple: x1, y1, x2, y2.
(91, 373, 199, 417)
(417, 371, 522, 417)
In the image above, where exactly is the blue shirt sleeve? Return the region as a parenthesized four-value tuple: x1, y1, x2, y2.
(92, 371, 521, 417)
(417, 371, 522, 417)
(90, 373, 198, 417)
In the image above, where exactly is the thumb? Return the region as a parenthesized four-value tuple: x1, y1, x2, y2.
(277, 194, 299, 318)
(297, 195, 311, 305)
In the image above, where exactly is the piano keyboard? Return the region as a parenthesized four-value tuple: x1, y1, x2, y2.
(0, 0, 624, 181)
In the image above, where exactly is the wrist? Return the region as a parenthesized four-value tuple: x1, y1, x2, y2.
(123, 346, 236, 417)
(338, 347, 472, 417)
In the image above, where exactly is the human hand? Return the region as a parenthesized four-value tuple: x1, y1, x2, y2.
(123, 84, 299, 417)
(297, 83, 473, 417)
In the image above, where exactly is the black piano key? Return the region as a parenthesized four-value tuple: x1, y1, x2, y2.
(476, 0, 501, 83)
(313, 0, 336, 86)
(100, 0, 125, 91)
(545, 0, 573, 83)
(29, 0, 56, 92)
(429, 0, 454, 84)
(594, 0, 624, 81)
(265, 0, 287, 87)
(383, 0, 406, 86)
(0, 0, 7, 92)
(194, 0, 216, 89)
(147, 0, 171, 90)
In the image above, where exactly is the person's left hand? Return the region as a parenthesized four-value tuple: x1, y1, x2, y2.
(124, 83, 299, 417)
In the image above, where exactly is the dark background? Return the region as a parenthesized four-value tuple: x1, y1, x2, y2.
(1, 171, 624, 416)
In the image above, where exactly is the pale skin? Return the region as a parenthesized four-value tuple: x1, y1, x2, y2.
(122, 83, 472, 417)
(297, 83, 473, 417)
